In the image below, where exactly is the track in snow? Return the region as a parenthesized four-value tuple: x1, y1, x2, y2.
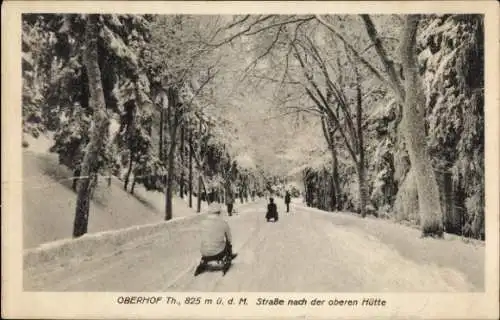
(24, 201, 482, 292)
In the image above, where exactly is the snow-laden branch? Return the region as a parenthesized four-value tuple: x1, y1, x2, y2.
(290, 39, 359, 164)
(244, 26, 283, 72)
(360, 14, 405, 102)
(244, 16, 315, 36)
(206, 15, 277, 47)
(207, 15, 315, 49)
(314, 15, 392, 97)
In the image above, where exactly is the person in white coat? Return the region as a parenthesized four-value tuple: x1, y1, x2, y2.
(195, 203, 237, 275)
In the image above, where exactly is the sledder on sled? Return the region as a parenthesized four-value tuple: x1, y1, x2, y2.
(266, 197, 279, 222)
(194, 241, 236, 276)
(195, 203, 237, 276)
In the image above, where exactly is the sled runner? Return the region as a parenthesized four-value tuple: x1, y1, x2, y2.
(194, 251, 237, 276)
(266, 213, 278, 222)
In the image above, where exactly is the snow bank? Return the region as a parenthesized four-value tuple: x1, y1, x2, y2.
(24, 199, 260, 268)
(297, 203, 484, 246)
(294, 203, 485, 290)
(24, 213, 207, 267)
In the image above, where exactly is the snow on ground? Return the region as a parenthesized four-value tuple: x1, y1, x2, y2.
(22, 135, 484, 292)
(24, 212, 207, 270)
(23, 201, 261, 291)
(24, 201, 483, 292)
(22, 134, 208, 249)
(297, 204, 485, 291)
(22, 132, 54, 154)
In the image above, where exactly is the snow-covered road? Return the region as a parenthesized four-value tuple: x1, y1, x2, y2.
(24, 201, 484, 292)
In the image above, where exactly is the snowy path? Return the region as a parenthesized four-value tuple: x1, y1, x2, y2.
(24, 201, 483, 292)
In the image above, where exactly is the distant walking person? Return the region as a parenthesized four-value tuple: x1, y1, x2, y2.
(226, 194, 234, 216)
(285, 191, 291, 213)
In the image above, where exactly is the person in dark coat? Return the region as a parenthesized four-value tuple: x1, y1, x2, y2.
(284, 191, 291, 213)
(266, 197, 278, 222)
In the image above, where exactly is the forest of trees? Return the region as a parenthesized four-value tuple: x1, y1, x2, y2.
(22, 14, 484, 240)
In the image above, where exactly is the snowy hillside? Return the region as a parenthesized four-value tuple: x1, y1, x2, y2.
(22, 134, 208, 249)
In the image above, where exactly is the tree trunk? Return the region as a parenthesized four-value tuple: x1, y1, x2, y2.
(453, 182, 467, 236)
(355, 64, 367, 218)
(73, 15, 109, 238)
(225, 183, 231, 205)
(243, 177, 249, 202)
(165, 87, 181, 221)
(188, 128, 193, 208)
(89, 174, 98, 200)
(165, 151, 176, 220)
(329, 174, 335, 211)
(197, 175, 202, 213)
(394, 167, 420, 223)
(179, 124, 185, 198)
(321, 117, 342, 211)
(401, 15, 443, 237)
(124, 155, 133, 191)
(131, 178, 136, 195)
(324, 169, 329, 210)
(159, 100, 164, 161)
(302, 171, 309, 206)
(357, 163, 368, 218)
(439, 171, 461, 235)
(331, 148, 341, 210)
(162, 92, 170, 189)
(471, 188, 485, 240)
(72, 167, 81, 191)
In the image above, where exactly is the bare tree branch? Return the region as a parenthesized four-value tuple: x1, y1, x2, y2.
(250, 74, 300, 85)
(314, 15, 392, 95)
(303, 35, 356, 137)
(207, 15, 277, 47)
(291, 40, 358, 163)
(278, 18, 309, 90)
(184, 67, 220, 110)
(244, 26, 283, 72)
(360, 14, 405, 102)
(256, 110, 306, 123)
(207, 15, 315, 50)
(354, 61, 363, 155)
(360, 36, 399, 55)
(321, 116, 333, 147)
(286, 105, 323, 116)
(244, 16, 315, 36)
(204, 15, 248, 47)
(224, 15, 251, 31)
(301, 35, 360, 151)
